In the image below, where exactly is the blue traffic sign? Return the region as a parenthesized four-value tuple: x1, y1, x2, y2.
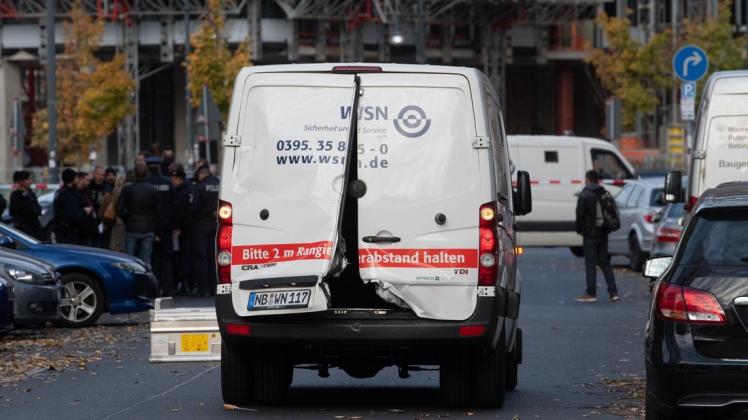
(673, 45, 709, 82)
(681, 81, 697, 98)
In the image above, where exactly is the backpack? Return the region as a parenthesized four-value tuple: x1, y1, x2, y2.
(594, 190, 620, 233)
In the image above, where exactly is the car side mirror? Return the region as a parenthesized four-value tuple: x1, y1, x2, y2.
(514, 171, 532, 216)
(0, 236, 16, 249)
(664, 171, 683, 203)
(643, 256, 672, 279)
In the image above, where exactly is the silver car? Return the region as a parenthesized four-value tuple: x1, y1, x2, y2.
(650, 202, 685, 257)
(608, 178, 665, 271)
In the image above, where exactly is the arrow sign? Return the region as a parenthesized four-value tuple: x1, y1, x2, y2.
(673, 45, 709, 82)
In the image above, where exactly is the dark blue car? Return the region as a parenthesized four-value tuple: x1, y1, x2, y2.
(0, 276, 13, 333)
(0, 223, 156, 327)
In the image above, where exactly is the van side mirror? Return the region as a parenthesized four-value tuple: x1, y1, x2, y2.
(514, 171, 532, 216)
(0, 236, 16, 249)
(664, 171, 683, 203)
(643, 256, 672, 279)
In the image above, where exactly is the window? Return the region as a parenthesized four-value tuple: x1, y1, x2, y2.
(591, 149, 633, 180)
(615, 184, 633, 207)
(679, 211, 748, 267)
(649, 188, 665, 206)
(627, 185, 644, 208)
(488, 102, 510, 201)
(544, 151, 559, 163)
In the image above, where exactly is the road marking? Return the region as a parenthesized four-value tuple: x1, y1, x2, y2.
(102, 365, 218, 419)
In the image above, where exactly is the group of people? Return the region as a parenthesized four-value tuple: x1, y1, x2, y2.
(3, 150, 221, 298)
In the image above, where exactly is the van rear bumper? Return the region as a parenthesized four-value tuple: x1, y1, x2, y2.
(215, 294, 504, 348)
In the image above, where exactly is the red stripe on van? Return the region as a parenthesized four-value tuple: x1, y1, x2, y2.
(359, 248, 478, 269)
(232, 241, 333, 265)
(530, 180, 540, 185)
(571, 180, 582, 184)
(549, 180, 561, 184)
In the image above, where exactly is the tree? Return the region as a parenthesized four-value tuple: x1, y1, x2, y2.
(32, 0, 134, 165)
(186, 0, 252, 122)
(588, 0, 747, 131)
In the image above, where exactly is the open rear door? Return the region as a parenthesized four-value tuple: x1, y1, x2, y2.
(228, 73, 356, 316)
(356, 73, 483, 320)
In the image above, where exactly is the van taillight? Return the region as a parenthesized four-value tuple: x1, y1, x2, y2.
(656, 283, 726, 325)
(332, 65, 383, 73)
(478, 202, 499, 286)
(217, 200, 233, 284)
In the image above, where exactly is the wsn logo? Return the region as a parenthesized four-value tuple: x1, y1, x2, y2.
(393, 105, 431, 138)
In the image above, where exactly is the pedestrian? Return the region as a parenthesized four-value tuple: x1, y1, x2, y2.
(161, 150, 175, 176)
(54, 168, 92, 245)
(146, 156, 174, 296)
(190, 163, 219, 297)
(104, 175, 127, 252)
(117, 162, 160, 267)
(0, 192, 6, 217)
(90, 166, 109, 210)
(169, 164, 194, 295)
(575, 170, 619, 303)
(105, 167, 117, 190)
(9, 170, 42, 239)
(76, 171, 101, 247)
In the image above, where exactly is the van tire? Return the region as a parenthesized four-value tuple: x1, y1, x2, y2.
(221, 340, 254, 406)
(439, 347, 471, 407)
(629, 234, 645, 271)
(252, 344, 292, 405)
(506, 328, 522, 391)
(570, 247, 584, 257)
(472, 334, 507, 408)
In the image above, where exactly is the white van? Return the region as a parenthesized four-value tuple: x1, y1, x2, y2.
(508, 135, 636, 254)
(215, 64, 532, 408)
(665, 71, 748, 209)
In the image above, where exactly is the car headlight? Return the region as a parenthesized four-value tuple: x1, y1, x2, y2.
(112, 261, 148, 274)
(5, 265, 48, 284)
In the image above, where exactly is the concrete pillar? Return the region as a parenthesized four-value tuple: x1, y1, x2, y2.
(0, 60, 23, 182)
(555, 63, 574, 135)
(173, 65, 189, 165)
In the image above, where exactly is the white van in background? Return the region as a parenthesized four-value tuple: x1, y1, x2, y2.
(665, 71, 748, 209)
(508, 135, 636, 254)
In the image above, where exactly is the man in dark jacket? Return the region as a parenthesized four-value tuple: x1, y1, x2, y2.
(575, 170, 619, 303)
(169, 164, 194, 295)
(190, 163, 219, 297)
(9, 170, 42, 239)
(54, 168, 92, 245)
(146, 156, 174, 296)
(117, 163, 159, 266)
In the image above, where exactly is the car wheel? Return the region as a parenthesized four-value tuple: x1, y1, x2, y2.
(252, 344, 291, 405)
(629, 234, 645, 271)
(440, 346, 471, 407)
(221, 340, 254, 406)
(54, 273, 104, 328)
(645, 387, 674, 420)
(472, 335, 507, 408)
(506, 328, 522, 391)
(569, 247, 584, 258)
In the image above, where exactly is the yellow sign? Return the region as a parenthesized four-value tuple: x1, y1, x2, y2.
(180, 333, 209, 352)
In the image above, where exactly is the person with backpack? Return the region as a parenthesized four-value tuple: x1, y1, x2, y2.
(574, 170, 620, 303)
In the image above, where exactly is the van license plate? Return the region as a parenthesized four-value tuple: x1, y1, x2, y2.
(248, 289, 311, 311)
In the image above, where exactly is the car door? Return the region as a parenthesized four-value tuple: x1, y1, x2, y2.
(355, 73, 483, 321)
(227, 73, 356, 316)
(620, 185, 644, 255)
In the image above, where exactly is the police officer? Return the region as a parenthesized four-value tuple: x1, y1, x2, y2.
(146, 156, 174, 296)
(9, 170, 42, 239)
(190, 163, 219, 297)
(54, 168, 92, 245)
(169, 164, 193, 295)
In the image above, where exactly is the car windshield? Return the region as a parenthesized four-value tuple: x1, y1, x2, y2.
(667, 203, 685, 218)
(0, 223, 41, 245)
(679, 210, 748, 266)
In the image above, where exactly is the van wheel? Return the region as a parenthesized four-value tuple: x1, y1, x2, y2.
(472, 333, 507, 408)
(569, 246, 584, 257)
(221, 340, 254, 406)
(506, 328, 522, 391)
(439, 346, 471, 407)
(629, 234, 645, 271)
(252, 344, 292, 405)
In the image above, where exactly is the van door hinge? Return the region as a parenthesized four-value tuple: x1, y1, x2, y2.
(223, 134, 241, 147)
(692, 150, 706, 159)
(472, 136, 489, 149)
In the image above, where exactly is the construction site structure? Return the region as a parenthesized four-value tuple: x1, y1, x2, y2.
(0, 0, 739, 179)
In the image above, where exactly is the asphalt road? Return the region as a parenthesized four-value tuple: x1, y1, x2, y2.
(1, 248, 652, 419)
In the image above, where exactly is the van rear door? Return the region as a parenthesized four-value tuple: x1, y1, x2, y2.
(228, 73, 355, 316)
(355, 73, 483, 321)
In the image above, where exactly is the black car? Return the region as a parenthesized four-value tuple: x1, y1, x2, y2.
(0, 246, 62, 327)
(644, 182, 748, 419)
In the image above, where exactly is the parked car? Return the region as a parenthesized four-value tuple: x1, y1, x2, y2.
(0, 247, 61, 328)
(0, 223, 156, 327)
(650, 202, 685, 258)
(644, 182, 748, 419)
(0, 277, 14, 333)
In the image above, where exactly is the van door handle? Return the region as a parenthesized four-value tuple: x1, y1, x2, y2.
(362, 236, 401, 243)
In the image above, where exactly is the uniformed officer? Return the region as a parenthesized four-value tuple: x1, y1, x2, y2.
(146, 156, 174, 296)
(169, 164, 194, 295)
(54, 168, 92, 245)
(9, 170, 42, 239)
(190, 163, 219, 297)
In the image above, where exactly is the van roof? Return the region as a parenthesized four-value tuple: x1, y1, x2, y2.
(696, 182, 748, 211)
(704, 71, 748, 95)
(507, 135, 613, 148)
(238, 63, 483, 78)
